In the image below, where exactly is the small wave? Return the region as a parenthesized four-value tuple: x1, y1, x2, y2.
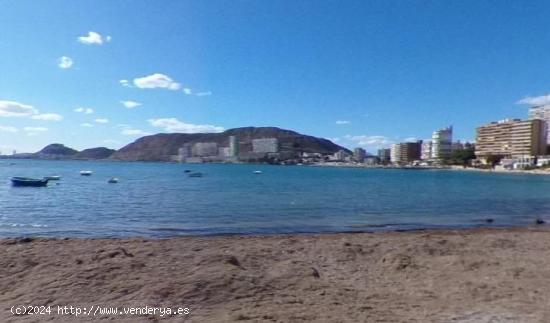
(350, 222, 417, 228)
(0, 223, 48, 228)
(149, 227, 193, 233)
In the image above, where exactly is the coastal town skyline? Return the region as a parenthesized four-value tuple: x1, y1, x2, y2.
(3, 1, 550, 153)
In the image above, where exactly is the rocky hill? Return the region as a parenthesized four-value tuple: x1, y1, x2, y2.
(33, 144, 78, 159)
(74, 147, 116, 160)
(111, 127, 348, 162)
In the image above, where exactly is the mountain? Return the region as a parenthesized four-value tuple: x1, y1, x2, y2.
(111, 127, 349, 162)
(14, 144, 114, 160)
(74, 147, 116, 160)
(34, 144, 78, 159)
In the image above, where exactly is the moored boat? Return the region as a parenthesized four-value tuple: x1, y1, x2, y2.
(80, 170, 93, 176)
(108, 177, 119, 183)
(11, 177, 49, 187)
(44, 175, 61, 180)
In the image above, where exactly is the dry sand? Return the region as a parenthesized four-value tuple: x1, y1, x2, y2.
(2, 227, 550, 322)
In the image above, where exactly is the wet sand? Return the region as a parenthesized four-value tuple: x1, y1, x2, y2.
(2, 227, 550, 322)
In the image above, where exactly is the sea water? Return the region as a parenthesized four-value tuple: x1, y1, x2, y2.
(1, 159, 549, 237)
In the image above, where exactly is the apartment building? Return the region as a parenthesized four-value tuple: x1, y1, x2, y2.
(475, 118, 546, 161)
(390, 141, 422, 164)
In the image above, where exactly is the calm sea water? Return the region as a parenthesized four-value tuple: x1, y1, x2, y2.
(1, 159, 549, 238)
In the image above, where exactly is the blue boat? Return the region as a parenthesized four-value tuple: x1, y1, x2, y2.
(11, 177, 49, 187)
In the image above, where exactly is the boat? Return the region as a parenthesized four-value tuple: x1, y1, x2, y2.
(44, 176, 61, 180)
(184, 169, 192, 173)
(11, 177, 49, 187)
(253, 170, 262, 174)
(80, 170, 93, 176)
(108, 177, 119, 183)
(188, 172, 203, 177)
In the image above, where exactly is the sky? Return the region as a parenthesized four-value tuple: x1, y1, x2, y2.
(1, 0, 550, 153)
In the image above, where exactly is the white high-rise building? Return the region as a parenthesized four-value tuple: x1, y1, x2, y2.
(421, 140, 432, 160)
(528, 105, 550, 144)
(431, 126, 453, 160)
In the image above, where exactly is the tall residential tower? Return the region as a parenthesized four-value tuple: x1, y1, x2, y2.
(229, 135, 239, 157)
(431, 126, 453, 161)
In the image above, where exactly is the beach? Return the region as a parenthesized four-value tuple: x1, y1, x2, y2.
(2, 227, 550, 322)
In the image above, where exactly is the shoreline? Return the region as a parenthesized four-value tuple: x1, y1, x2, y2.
(448, 165, 550, 175)
(315, 162, 550, 176)
(3, 227, 550, 322)
(5, 157, 550, 176)
(1, 224, 546, 239)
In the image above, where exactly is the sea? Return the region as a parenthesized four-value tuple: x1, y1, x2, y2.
(1, 159, 549, 238)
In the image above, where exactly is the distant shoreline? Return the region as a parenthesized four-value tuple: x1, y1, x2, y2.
(5, 157, 550, 175)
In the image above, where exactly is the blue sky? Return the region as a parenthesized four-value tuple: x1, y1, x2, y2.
(1, 0, 550, 153)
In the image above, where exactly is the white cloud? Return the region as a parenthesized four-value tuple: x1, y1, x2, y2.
(183, 88, 192, 95)
(0, 126, 18, 133)
(0, 100, 38, 117)
(120, 100, 141, 109)
(80, 123, 94, 127)
(58, 56, 73, 69)
(132, 73, 181, 90)
(77, 31, 110, 45)
(94, 118, 109, 124)
(148, 117, 224, 133)
(0, 100, 62, 123)
(119, 79, 132, 87)
(121, 128, 151, 136)
(31, 113, 63, 121)
(195, 91, 212, 97)
(344, 135, 394, 148)
(336, 120, 351, 125)
(23, 127, 48, 132)
(517, 94, 550, 106)
(74, 107, 94, 114)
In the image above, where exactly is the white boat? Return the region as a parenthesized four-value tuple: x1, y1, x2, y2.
(108, 177, 119, 183)
(253, 170, 262, 174)
(44, 175, 61, 180)
(80, 170, 93, 176)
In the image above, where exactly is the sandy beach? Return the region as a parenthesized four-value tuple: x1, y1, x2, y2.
(2, 227, 550, 322)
